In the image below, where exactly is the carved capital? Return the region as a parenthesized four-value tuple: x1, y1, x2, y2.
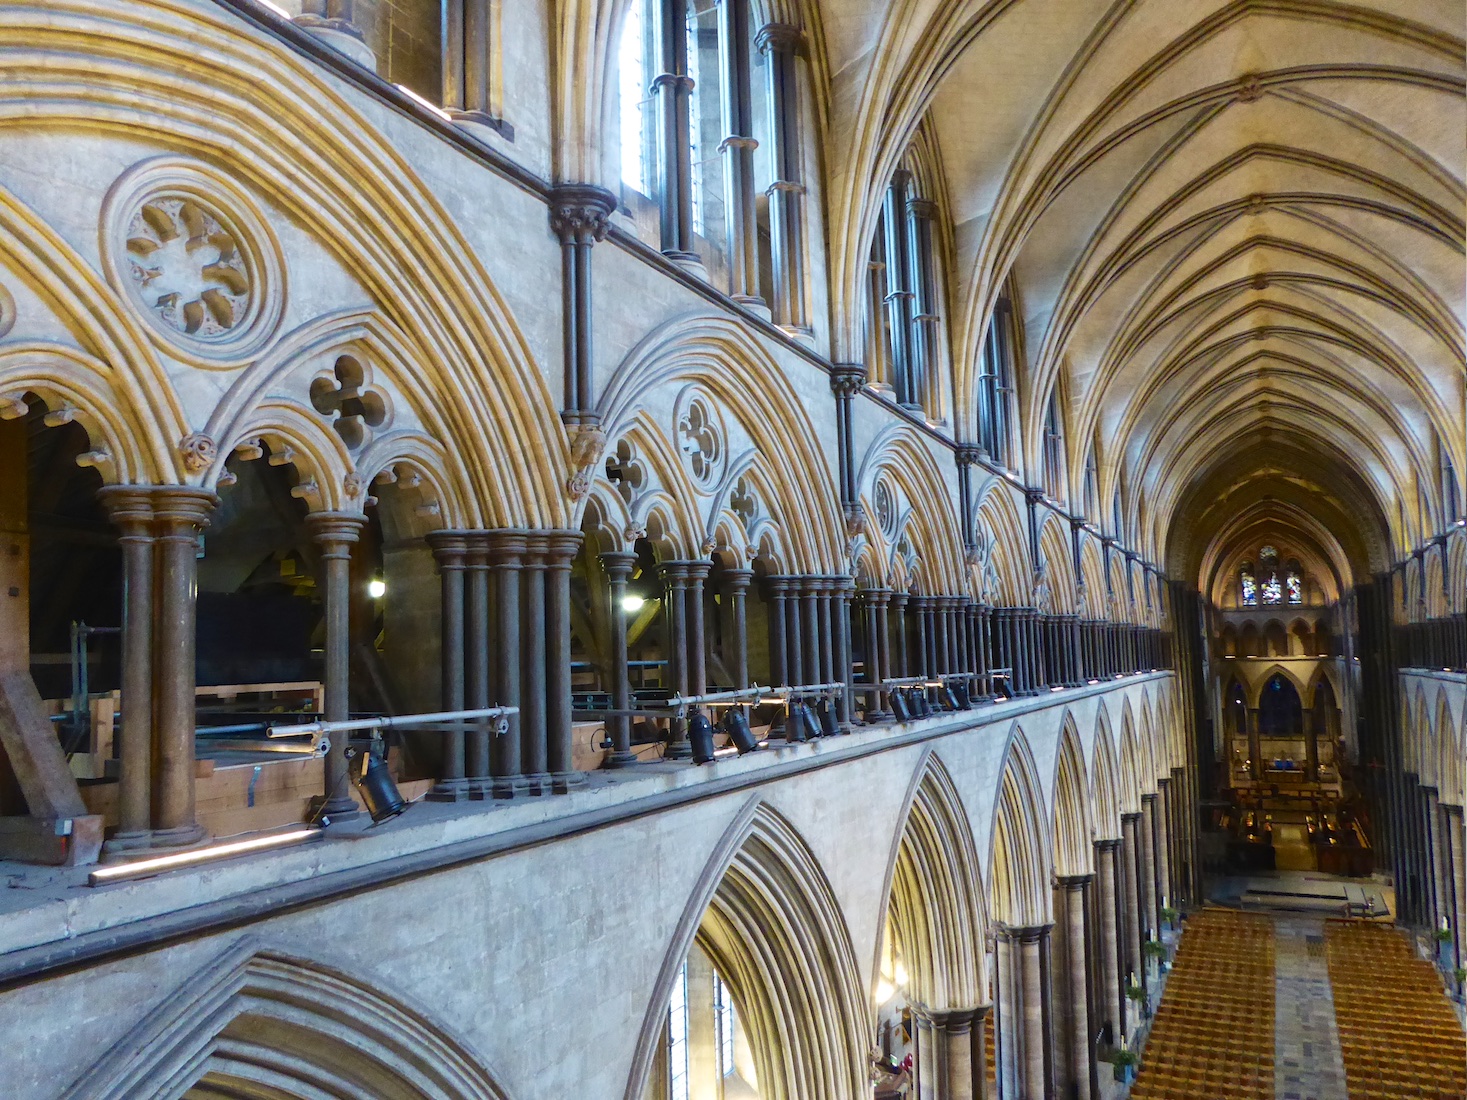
(955, 444, 986, 468)
(829, 364, 866, 398)
(547, 184, 617, 245)
(755, 21, 806, 57)
(178, 432, 217, 474)
(565, 424, 607, 500)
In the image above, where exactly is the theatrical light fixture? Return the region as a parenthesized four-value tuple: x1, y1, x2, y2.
(347, 746, 407, 824)
(689, 710, 718, 764)
(720, 708, 761, 755)
(621, 594, 646, 613)
(890, 691, 910, 722)
(817, 700, 838, 737)
(367, 578, 387, 599)
(785, 703, 809, 743)
(88, 827, 322, 885)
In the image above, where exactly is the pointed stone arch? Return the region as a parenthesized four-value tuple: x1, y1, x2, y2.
(857, 423, 968, 594)
(624, 797, 867, 1100)
(875, 749, 988, 1012)
(1091, 706, 1123, 841)
(1051, 716, 1094, 877)
(989, 726, 1052, 927)
(972, 478, 1030, 605)
(1434, 688, 1462, 807)
(1118, 702, 1144, 815)
(1037, 511, 1078, 613)
(60, 941, 509, 1100)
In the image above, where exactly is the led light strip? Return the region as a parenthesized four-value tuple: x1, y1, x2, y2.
(88, 828, 323, 886)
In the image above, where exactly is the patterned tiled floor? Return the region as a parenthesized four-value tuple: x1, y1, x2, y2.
(1273, 917, 1348, 1100)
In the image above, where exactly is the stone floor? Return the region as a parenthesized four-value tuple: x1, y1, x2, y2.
(1272, 916, 1349, 1100)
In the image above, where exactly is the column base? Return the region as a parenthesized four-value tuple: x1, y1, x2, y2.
(292, 16, 378, 71)
(551, 770, 586, 793)
(664, 740, 694, 760)
(308, 794, 361, 823)
(146, 821, 210, 854)
(601, 751, 640, 769)
(426, 778, 475, 802)
(100, 829, 156, 862)
(521, 772, 552, 796)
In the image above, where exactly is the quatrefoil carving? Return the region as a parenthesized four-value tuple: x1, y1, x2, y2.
(873, 478, 897, 537)
(310, 355, 387, 450)
(606, 439, 647, 507)
(730, 477, 758, 528)
(126, 197, 249, 340)
(677, 398, 721, 485)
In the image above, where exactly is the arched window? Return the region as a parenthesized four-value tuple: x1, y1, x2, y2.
(1240, 560, 1257, 606)
(1285, 559, 1303, 605)
(1440, 436, 1461, 524)
(1259, 546, 1282, 605)
(618, 0, 807, 323)
(1111, 482, 1123, 540)
(864, 163, 945, 414)
(978, 295, 1016, 466)
(1042, 389, 1065, 502)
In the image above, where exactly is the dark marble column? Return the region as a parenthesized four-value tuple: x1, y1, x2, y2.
(548, 186, 616, 422)
(546, 531, 582, 791)
(1093, 839, 1124, 1043)
(724, 568, 753, 689)
(427, 532, 468, 799)
(717, 0, 762, 308)
(922, 1005, 989, 1100)
(1056, 875, 1096, 1100)
(756, 21, 807, 330)
(890, 591, 909, 677)
(784, 576, 804, 689)
(599, 551, 640, 768)
(520, 535, 549, 794)
(652, 0, 697, 263)
(1140, 793, 1160, 949)
(306, 511, 366, 821)
(98, 488, 156, 854)
(487, 531, 526, 795)
(686, 560, 711, 697)
(1154, 778, 1174, 908)
(660, 561, 692, 758)
(882, 168, 917, 405)
(465, 534, 492, 788)
(802, 576, 821, 687)
(1120, 813, 1144, 1007)
(765, 575, 789, 687)
(865, 588, 889, 719)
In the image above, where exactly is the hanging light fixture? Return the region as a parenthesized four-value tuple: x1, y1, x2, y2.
(890, 690, 910, 722)
(346, 745, 406, 824)
(689, 710, 718, 764)
(817, 699, 838, 737)
(785, 703, 809, 743)
(721, 707, 761, 754)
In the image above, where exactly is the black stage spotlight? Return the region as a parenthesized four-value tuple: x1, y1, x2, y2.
(954, 681, 972, 709)
(346, 745, 407, 824)
(689, 710, 718, 764)
(817, 699, 839, 737)
(784, 703, 808, 742)
(721, 707, 761, 754)
(944, 683, 963, 711)
(913, 690, 932, 717)
(890, 690, 910, 721)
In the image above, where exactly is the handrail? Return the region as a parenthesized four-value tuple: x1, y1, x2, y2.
(267, 706, 519, 739)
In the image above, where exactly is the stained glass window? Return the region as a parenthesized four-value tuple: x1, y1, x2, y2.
(1240, 562, 1257, 606)
(1259, 547, 1281, 604)
(1286, 570, 1302, 604)
(1261, 574, 1282, 604)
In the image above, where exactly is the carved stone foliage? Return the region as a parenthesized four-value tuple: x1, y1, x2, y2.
(310, 355, 388, 450)
(566, 424, 607, 499)
(101, 156, 283, 364)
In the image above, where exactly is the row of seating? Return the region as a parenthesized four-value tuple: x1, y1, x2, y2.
(1130, 910, 1277, 1100)
(1325, 920, 1466, 1100)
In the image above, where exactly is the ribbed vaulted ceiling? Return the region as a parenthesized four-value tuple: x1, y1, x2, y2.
(823, 0, 1465, 589)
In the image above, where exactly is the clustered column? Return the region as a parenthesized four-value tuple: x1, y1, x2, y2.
(100, 487, 216, 855)
(306, 512, 367, 820)
(1055, 874, 1096, 1100)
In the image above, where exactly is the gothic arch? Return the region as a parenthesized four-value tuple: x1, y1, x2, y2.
(972, 477, 1030, 605)
(624, 798, 867, 1100)
(594, 312, 844, 573)
(1434, 689, 1462, 807)
(1051, 716, 1094, 876)
(875, 749, 988, 1013)
(1037, 511, 1078, 613)
(0, 2, 568, 525)
(1090, 707, 1123, 841)
(856, 423, 968, 595)
(60, 941, 509, 1100)
(989, 726, 1052, 928)
(1118, 704, 1144, 815)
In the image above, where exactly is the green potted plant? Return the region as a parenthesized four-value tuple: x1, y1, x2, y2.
(1126, 980, 1148, 1017)
(1109, 1048, 1139, 1083)
(1161, 904, 1179, 929)
(1452, 966, 1466, 1002)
